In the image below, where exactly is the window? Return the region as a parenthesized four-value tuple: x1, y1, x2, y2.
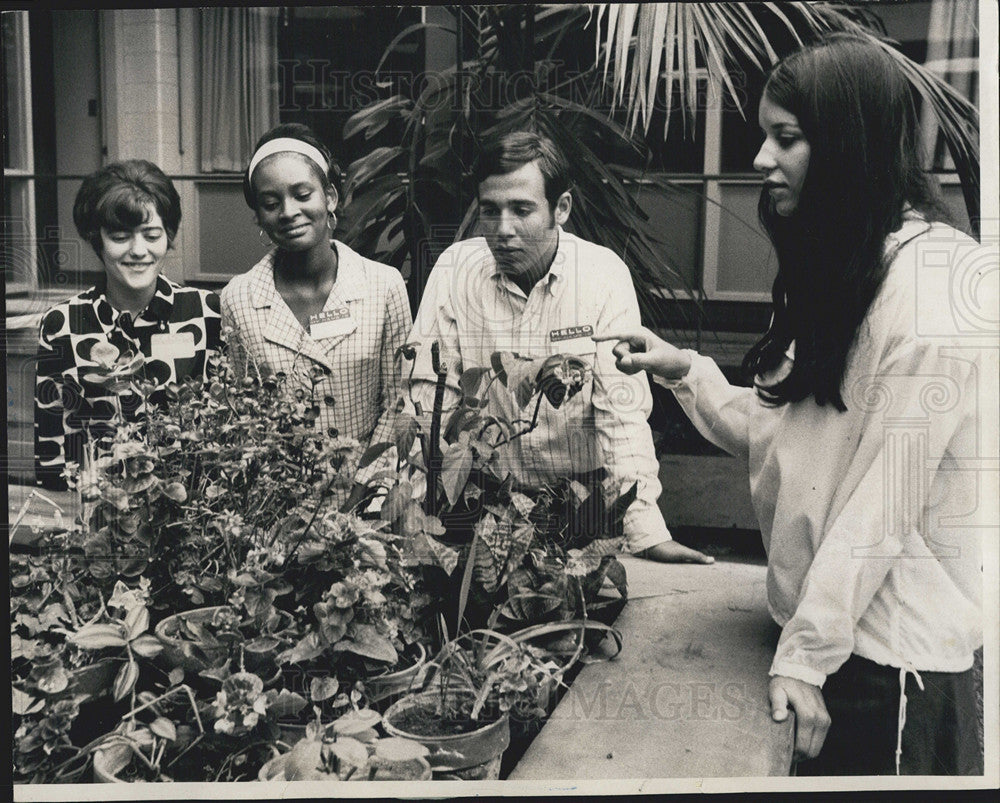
(186, 6, 424, 283)
(3, 11, 35, 288)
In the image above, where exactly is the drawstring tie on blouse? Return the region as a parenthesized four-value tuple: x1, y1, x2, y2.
(895, 664, 924, 775)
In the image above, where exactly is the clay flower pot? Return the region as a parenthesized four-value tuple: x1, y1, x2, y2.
(154, 606, 233, 672)
(363, 641, 428, 707)
(257, 742, 433, 781)
(382, 691, 510, 780)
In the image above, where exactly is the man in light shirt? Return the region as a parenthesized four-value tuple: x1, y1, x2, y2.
(406, 130, 711, 563)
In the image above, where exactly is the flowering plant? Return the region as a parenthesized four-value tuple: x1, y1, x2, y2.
(10, 545, 163, 783)
(357, 345, 628, 638)
(11, 334, 433, 782)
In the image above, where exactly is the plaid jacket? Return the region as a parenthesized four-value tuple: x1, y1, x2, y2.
(220, 241, 410, 488)
(34, 275, 222, 490)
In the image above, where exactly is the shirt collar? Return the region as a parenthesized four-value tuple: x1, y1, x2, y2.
(249, 240, 365, 309)
(89, 273, 175, 324)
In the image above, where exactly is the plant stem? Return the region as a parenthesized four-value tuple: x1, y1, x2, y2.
(423, 364, 449, 517)
(280, 472, 340, 568)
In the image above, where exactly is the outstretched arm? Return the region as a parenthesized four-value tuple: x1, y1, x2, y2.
(593, 327, 692, 380)
(592, 280, 712, 564)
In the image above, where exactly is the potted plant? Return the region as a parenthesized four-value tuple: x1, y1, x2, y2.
(259, 708, 432, 782)
(11, 527, 165, 784)
(380, 627, 585, 780)
(357, 348, 630, 640)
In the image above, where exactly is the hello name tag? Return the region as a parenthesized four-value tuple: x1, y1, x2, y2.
(309, 307, 357, 339)
(549, 324, 596, 356)
(150, 331, 195, 361)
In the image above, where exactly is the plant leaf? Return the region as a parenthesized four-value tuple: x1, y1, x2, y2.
(333, 624, 398, 664)
(440, 440, 474, 506)
(162, 482, 187, 503)
(358, 441, 395, 470)
(150, 717, 177, 741)
(130, 634, 164, 659)
(113, 660, 139, 702)
(266, 688, 308, 719)
(333, 708, 382, 736)
(326, 737, 369, 770)
(68, 623, 128, 650)
(12, 687, 45, 716)
(310, 676, 341, 703)
(124, 605, 150, 641)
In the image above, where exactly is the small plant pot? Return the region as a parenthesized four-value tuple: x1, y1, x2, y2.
(382, 692, 510, 779)
(364, 642, 428, 708)
(257, 745, 433, 782)
(92, 743, 138, 783)
(154, 605, 233, 672)
(155, 606, 293, 676)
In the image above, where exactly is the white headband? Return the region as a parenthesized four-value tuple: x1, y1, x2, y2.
(247, 138, 330, 181)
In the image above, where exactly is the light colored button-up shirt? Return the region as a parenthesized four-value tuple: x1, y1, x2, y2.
(406, 228, 671, 552)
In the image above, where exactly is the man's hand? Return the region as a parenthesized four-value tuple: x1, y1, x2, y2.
(638, 540, 714, 564)
(769, 675, 831, 761)
(593, 327, 692, 380)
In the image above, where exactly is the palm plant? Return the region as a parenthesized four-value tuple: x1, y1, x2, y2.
(339, 4, 699, 328)
(338, 3, 980, 325)
(594, 2, 980, 232)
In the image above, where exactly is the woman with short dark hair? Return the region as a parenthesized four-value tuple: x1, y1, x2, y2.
(598, 35, 988, 775)
(35, 159, 221, 490)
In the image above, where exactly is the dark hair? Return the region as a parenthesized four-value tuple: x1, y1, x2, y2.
(473, 130, 572, 208)
(73, 160, 181, 257)
(242, 122, 341, 209)
(742, 34, 946, 410)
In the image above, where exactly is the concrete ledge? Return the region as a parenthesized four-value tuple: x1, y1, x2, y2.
(509, 558, 794, 780)
(659, 453, 758, 531)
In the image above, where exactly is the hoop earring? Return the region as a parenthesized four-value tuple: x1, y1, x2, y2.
(327, 213, 337, 234)
(259, 229, 272, 248)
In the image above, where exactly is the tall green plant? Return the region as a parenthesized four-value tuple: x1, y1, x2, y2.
(339, 4, 698, 329)
(339, 3, 981, 327)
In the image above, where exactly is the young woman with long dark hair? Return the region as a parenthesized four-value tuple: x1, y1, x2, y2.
(597, 35, 988, 775)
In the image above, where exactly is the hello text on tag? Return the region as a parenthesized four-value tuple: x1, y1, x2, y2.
(549, 324, 596, 356)
(309, 307, 357, 339)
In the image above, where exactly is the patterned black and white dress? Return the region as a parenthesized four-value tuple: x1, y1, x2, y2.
(34, 274, 222, 490)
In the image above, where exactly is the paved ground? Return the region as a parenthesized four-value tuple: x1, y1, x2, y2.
(509, 557, 794, 781)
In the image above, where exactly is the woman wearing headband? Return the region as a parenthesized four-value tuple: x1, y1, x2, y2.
(220, 123, 410, 507)
(597, 36, 987, 775)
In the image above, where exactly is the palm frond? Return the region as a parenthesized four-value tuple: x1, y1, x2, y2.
(589, 1, 980, 230)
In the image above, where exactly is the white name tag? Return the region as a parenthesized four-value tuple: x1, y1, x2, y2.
(150, 331, 195, 362)
(549, 324, 596, 356)
(309, 307, 357, 339)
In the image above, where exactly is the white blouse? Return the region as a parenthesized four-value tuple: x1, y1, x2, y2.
(664, 218, 993, 686)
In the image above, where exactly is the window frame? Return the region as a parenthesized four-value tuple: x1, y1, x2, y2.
(3, 10, 37, 294)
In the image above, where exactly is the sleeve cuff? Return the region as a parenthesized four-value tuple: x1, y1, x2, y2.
(651, 350, 700, 390)
(769, 660, 828, 689)
(624, 511, 673, 554)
